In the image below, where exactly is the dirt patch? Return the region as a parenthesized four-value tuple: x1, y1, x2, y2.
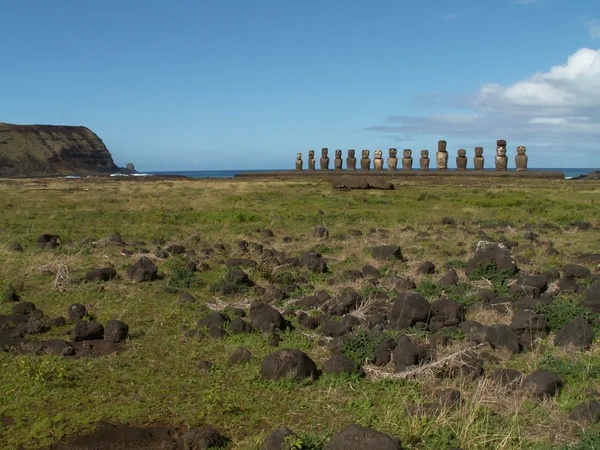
(51, 422, 182, 450)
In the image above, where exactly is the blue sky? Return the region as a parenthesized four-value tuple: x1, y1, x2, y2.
(1, 0, 599, 170)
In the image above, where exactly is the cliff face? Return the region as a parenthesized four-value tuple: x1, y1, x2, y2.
(0, 122, 121, 176)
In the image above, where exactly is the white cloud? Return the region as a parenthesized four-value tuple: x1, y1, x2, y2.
(587, 20, 600, 39)
(367, 47, 600, 148)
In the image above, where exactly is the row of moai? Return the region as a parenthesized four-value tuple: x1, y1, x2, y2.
(295, 141, 528, 171)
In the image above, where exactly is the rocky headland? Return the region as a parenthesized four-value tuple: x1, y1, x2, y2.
(0, 122, 131, 177)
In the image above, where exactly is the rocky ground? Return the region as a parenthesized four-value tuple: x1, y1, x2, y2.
(0, 177, 599, 449)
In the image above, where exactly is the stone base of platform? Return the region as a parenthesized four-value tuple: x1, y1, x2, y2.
(234, 170, 564, 179)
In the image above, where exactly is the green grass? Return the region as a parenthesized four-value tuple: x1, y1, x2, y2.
(0, 177, 599, 449)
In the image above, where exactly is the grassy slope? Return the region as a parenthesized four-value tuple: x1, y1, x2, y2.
(0, 124, 117, 176)
(0, 177, 599, 449)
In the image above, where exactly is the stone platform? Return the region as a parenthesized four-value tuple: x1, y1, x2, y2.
(234, 170, 564, 179)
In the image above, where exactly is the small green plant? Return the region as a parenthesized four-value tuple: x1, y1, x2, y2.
(17, 357, 71, 383)
(468, 262, 514, 297)
(342, 330, 386, 365)
(283, 435, 305, 449)
(446, 259, 467, 269)
(209, 271, 250, 294)
(534, 297, 600, 332)
(164, 256, 203, 290)
(559, 429, 600, 450)
(415, 280, 443, 299)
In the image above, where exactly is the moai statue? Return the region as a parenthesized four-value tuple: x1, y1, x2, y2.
(320, 148, 330, 171)
(436, 140, 448, 170)
(373, 150, 384, 170)
(456, 149, 467, 171)
(495, 140, 508, 171)
(473, 147, 484, 170)
(515, 146, 528, 171)
(346, 149, 357, 171)
(402, 149, 413, 170)
(308, 150, 316, 171)
(387, 148, 398, 172)
(360, 150, 371, 170)
(334, 149, 343, 170)
(295, 153, 303, 171)
(420, 150, 430, 170)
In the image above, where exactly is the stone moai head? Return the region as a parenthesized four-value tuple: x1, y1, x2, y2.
(362, 150, 370, 158)
(496, 140, 507, 156)
(517, 146, 526, 155)
(335, 149, 342, 158)
(374, 149, 383, 159)
(403, 149, 412, 158)
(321, 148, 328, 157)
(297, 153, 302, 160)
(389, 148, 397, 158)
(348, 149, 356, 157)
(457, 149, 466, 157)
(309, 150, 315, 159)
(475, 147, 483, 157)
(438, 140, 447, 152)
(421, 150, 429, 158)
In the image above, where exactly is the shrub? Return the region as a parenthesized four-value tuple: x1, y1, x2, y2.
(164, 256, 202, 290)
(534, 297, 600, 332)
(342, 330, 386, 365)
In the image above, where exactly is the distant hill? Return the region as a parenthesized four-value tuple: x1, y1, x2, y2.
(0, 122, 127, 177)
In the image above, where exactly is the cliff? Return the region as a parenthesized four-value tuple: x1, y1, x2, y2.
(0, 122, 124, 177)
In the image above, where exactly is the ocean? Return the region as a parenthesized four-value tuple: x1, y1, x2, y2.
(143, 168, 598, 180)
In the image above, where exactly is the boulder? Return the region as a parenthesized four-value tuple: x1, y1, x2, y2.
(313, 226, 329, 239)
(417, 261, 436, 274)
(392, 334, 426, 372)
(68, 303, 87, 321)
(12, 302, 36, 315)
(371, 246, 404, 261)
(329, 288, 363, 315)
(323, 354, 363, 376)
(554, 317, 594, 349)
(228, 317, 252, 333)
(260, 348, 318, 381)
(324, 424, 402, 450)
(85, 267, 117, 282)
(510, 309, 546, 334)
(198, 312, 230, 331)
(569, 400, 600, 423)
(73, 320, 104, 341)
(229, 346, 252, 365)
(36, 234, 61, 249)
(483, 325, 520, 353)
(390, 292, 431, 329)
(563, 264, 591, 279)
(429, 297, 464, 332)
(226, 269, 253, 287)
(362, 265, 380, 277)
(321, 322, 353, 338)
(439, 269, 459, 287)
(375, 338, 397, 366)
(127, 256, 158, 282)
(182, 426, 225, 450)
(104, 320, 129, 343)
(466, 241, 518, 277)
(249, 303, 287, 331)
(261, 427, 301, 450)
(523, 370, 562, 398)
(584, 283, 600, 312)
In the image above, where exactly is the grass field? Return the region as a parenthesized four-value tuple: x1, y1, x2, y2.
(0, 176, 599, 449)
